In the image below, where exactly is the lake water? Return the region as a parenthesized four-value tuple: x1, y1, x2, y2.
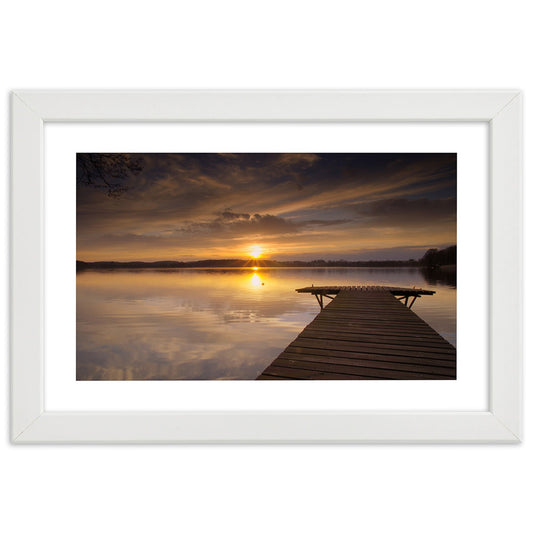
(77, 267, 456, 380)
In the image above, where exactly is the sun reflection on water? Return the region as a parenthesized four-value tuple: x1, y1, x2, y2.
(250, 272, 263, 288)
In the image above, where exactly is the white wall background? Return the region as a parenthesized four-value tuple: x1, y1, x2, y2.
(1, 1, 530, 532)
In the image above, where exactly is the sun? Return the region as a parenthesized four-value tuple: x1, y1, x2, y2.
(249, 245, 263, 259)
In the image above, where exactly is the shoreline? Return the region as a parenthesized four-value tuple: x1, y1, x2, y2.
(77, 263, 457, 271)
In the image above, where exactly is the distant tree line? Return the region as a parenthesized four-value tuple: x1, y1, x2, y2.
(76, 246, 456, 271)
(419, 245, 456, 268)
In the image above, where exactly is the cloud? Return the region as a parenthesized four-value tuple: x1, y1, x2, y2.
(301, 218, 351, 227)
(184, 212, 300, 237)
(276, 153, 320, 168)
(352, 197, 456, 227)
(77, 153, 457, 261)
(220, 210, 251, 221)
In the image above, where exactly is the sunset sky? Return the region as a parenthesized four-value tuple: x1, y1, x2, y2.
(77, 153, 456, 262)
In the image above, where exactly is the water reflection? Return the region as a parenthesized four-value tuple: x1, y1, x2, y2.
(250, 272, 262, 287)
(420, 266, 457, 287)
(77, 267, 456, 380)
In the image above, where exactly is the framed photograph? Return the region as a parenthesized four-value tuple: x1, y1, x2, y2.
(11, 90, 522, 442)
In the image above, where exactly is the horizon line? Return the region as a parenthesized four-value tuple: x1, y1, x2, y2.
(76, 257, 453, 265)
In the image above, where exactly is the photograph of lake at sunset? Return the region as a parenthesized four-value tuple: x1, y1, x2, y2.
(76, 153, 457, 380)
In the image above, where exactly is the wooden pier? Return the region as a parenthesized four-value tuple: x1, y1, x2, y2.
(257, 286, 456, 380)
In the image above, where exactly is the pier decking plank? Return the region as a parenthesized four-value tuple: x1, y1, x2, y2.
(257, 286, 456, 380)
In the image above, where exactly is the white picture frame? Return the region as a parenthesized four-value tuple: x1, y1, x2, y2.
(10, 90, 522, 443)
